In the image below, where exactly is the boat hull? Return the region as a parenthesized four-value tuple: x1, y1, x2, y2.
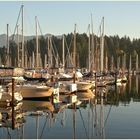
(16, 85, 53, 99)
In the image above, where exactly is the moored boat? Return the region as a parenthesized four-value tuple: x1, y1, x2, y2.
(15, 84, 54, 99)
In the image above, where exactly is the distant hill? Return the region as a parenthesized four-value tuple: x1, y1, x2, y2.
(0, 33, 62, 48)
(0, 34, 34, 47)
(0, 34, 7, 47)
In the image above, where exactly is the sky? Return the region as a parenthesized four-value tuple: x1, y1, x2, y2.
(0, 1, 140, 39)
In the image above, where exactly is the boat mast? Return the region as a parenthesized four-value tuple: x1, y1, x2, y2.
(50, 37, 53, 68)
(88, 24, 91, 72)
(105, 51, 108, 72)
(62, 34, 65, 69)
(136, 53, 139, 71)
(91, 13, 94, 71)
(136, 73, 138, 93)
(111, 56, 114, 71)
(21, 4, 24, 68)
(117, 56, 120, 71)
(32, 51, 35, 68)
(47, 36, 50, 67)
(47, 36, 53, 68)
(35, 16, 39, 68)
(56, 54, 59, 68)
(7, 24, 10, 66)
(123, 53, 126, 73)
(100, 17, 104, 72)
(73, 24, 76, 69)
(17, 24, 20, 67)
(129, 54, 132, 73)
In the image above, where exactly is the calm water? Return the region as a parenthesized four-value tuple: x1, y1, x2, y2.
(0, 75, 140, 139)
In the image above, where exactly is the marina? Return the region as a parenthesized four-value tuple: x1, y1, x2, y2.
(0, 1, 140, 139)
(0, 75, 140, 139)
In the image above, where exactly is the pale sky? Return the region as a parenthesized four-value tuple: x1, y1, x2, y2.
(0, 1, 140, 39)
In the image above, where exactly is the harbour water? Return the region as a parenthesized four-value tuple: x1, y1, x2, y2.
(0, 75, 140, 139)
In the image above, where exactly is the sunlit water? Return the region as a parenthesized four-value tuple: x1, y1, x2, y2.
(0, 75, 140, 139)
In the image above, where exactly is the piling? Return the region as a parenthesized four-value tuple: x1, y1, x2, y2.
(73, 71, 76, 83)
(11, 78, 15, 130)
(95, 72, 97, 96)
(11, 78, 15, 105)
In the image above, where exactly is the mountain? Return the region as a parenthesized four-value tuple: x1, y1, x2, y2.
(0, 33, 62, 48)
(0, 34, 34, 47)
(0, 34, 7, 47)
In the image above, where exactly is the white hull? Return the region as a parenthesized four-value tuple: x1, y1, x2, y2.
(16, 85, 53, 99)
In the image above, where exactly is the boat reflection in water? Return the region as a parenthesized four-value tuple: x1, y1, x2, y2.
(0, 85, 122, 139)
(76, 89, 95, 101)
(22, 100, 55, 113)
(1, 75, 140, 138)
(22, 100, 55, 139)
(0, 102, 25, 139)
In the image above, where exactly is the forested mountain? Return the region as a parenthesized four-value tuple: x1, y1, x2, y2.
(0, 33, 140, 70)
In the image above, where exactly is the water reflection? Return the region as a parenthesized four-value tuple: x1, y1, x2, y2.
(0, 102, 25, 139)
(0, 75, 140, 138)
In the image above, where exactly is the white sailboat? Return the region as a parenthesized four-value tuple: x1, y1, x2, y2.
(96, 17, 107, 87)
(73, 24, 94, 91)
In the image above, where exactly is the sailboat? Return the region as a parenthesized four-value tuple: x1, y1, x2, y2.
(10, 15, 58, 99)
(95, 17, 107, 87)
(72, 24, 94, 91)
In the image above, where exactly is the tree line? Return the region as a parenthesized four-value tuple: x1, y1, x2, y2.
(0, 33, 140, 70)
